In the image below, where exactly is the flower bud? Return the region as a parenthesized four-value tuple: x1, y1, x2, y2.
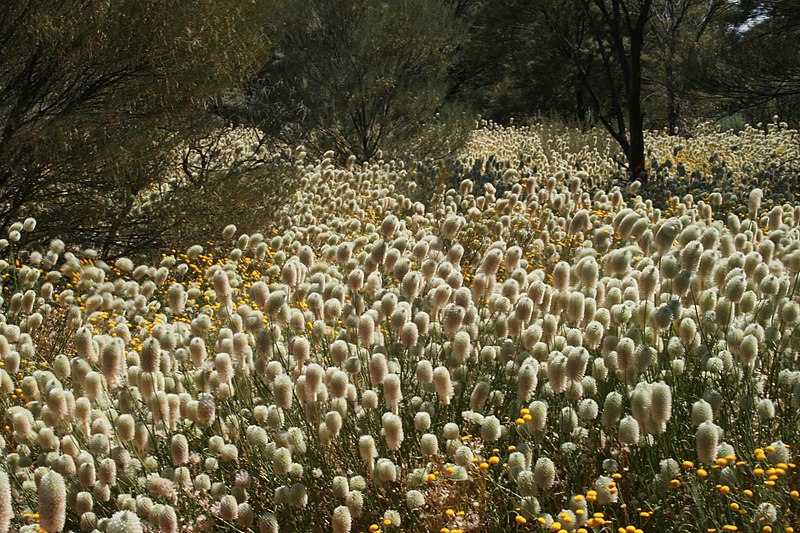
(696, 421, 720, 464)
(517, 362, 538, 401)
(0, 471, 12, 532)
(140, 338, 161, 373)
(358, 436, 377, 466)
(593, 475, 618, 505)
(691, 399, 713, 426)
(333, 505, 352, 533)
(220, 495, 238, 521)
(533, 457, 555, 489)
(415, 360, 433, 383)
(619, 415, 640, 445)
(375, 459, 397, 483)
(171, 434, 189, 466)
(480, 415, 501, 442)
(529, 400, 548, 432)
(420, 433, 439, 457)
(383, 374, 402, 414)
(106, 510, 142, 533)
(368, 353, 387, 387)
(650, 382, 672, 424)
(757, 398, 775, 421)
(325, 411, 343, 437)
(273, 448, 292, 476)
(406, 490, 425, 509)
(382, 413, 404, 450)
(400, 322, 418, 346)
(433, 366, 453, 405)
(273, 375, 293, 409)
(38, 471, 66, 532)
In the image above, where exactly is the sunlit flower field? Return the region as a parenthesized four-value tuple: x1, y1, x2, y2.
(0, 121, 799, 533)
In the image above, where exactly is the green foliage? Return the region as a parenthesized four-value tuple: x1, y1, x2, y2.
(236, 0, 472, 162)
(0, 0, 272, 254)
(456, 0, 800, 134)
(110, 129, 302, 257)
(691, 0, 800, 125)
(457, 0, 597, 125)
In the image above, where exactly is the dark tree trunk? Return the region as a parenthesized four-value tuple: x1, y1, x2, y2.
(576, 82, 587, 123)
(665, 52, 679, 134)
(540, 0, 653, 181)
(629, 17, 647, 180)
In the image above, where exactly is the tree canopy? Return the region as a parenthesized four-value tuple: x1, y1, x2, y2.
(0, 0, 270, 252)
(225, 0, 472, 162)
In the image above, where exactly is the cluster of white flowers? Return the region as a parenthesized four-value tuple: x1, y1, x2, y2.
(0, 123, 798, 532)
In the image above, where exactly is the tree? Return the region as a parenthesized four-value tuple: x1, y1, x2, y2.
(232, 0, 471, 162)
(692, 0, 800, 124)
(451, 0, 596, 125)
(521, 0, 653, 178)
(0, 0, 271, 253)
(650, 0, 730, 132)
(582, 0, 653, 177)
